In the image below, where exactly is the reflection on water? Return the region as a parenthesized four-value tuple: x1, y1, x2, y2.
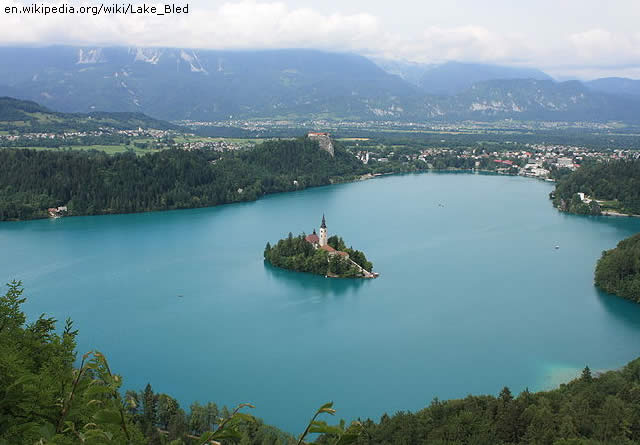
(595, 288, 640, 328)
(263, 261, 369, 297)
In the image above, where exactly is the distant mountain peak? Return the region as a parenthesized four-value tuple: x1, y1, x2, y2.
(132, 47, 163, 64)
(77, 48, 104, 64)
(179, 50, 208, 73)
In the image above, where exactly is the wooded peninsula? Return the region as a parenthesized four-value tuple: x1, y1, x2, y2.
(552, 159, 640, 216)
(0, 137, 366, 221)
(595, 233, 640, 303)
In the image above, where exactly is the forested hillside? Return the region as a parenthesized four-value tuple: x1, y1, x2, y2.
(595, 233, 640, 302)
(0, 96, 179, 132)
(0, 137, 366, 221)
(552, 159, 640, 215)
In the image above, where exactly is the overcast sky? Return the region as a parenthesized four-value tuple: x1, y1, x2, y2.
(1, 0, 639, 79)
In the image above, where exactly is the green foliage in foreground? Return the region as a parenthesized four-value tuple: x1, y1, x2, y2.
(0, 281, 144, 444)
(5, 280, 640, 445)
(553, 159, 640, 215)
(264, 233, 373, 278)
(595, 233, 640, 302)
(0, 281, 360, 445)
(346, 364, 640, 445)
(0, 137, 365, 221)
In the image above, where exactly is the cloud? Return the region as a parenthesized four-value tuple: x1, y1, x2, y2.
(568, 29, 640, 65)
(0, 0, 639, 79)
(372, 25, 530, 65)
(0, 0, 380, 49)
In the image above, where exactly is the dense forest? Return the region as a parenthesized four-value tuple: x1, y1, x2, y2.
(552, 159, 640, 215)
(595, 233, 640, 302)
(264, 233, 373, 278)
(5, 280, 640, 445)
(0, 137, 366, 221)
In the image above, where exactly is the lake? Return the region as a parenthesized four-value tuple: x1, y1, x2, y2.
(2, 172, 640, 433)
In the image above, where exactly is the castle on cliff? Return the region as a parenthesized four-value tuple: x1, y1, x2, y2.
(307, 132, 334, 157)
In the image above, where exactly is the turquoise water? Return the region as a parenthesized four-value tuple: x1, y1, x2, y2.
(2, 172, 640, 433)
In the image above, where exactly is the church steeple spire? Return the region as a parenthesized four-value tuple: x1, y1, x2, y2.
(319, 214, 328, 247)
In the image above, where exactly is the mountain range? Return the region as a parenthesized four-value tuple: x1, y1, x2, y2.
(374, 60, 552, 95)
(1, 46, 640, 123)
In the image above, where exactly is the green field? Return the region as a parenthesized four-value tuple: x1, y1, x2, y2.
(170, 136, 266, 144)
(3, 145, 165, 155)
(0, 136, 268, 155)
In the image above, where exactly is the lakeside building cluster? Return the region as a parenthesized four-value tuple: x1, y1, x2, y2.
(354, 144, 640, 180)
(179, 139, 246, 151)
(0, 127, 249, 152)
(179, 119, 623, 133)
(0, 128, 173, 142)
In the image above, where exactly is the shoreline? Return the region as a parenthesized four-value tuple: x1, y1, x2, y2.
(601, 210, 640, 218)
(0, 167, 605, 224)
(555, 206, 640, 218)
(2, 168, 525, 223)
(264, 260, 375, 280)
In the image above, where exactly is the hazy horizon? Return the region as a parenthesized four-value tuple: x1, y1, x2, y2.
(0, 0, 639, 80)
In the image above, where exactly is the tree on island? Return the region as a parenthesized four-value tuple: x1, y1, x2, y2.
(328, 235, 373, 272)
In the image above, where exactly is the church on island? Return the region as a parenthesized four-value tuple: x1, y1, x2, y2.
(265, 214, 378, 278)
(304, 214, 349, 258)
(302, 214, 378, 278)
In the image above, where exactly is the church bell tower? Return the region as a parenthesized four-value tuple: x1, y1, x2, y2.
(319, 214, 328, 247)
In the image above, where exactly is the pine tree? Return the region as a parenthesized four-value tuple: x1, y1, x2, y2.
(581, 366, 593, 383)
(142, 383, 158, 435)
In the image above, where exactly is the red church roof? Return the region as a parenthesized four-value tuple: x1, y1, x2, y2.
(305, 233, 319, 244)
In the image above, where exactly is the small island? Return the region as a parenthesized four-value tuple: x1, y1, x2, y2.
(264, 215, 378, 278)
